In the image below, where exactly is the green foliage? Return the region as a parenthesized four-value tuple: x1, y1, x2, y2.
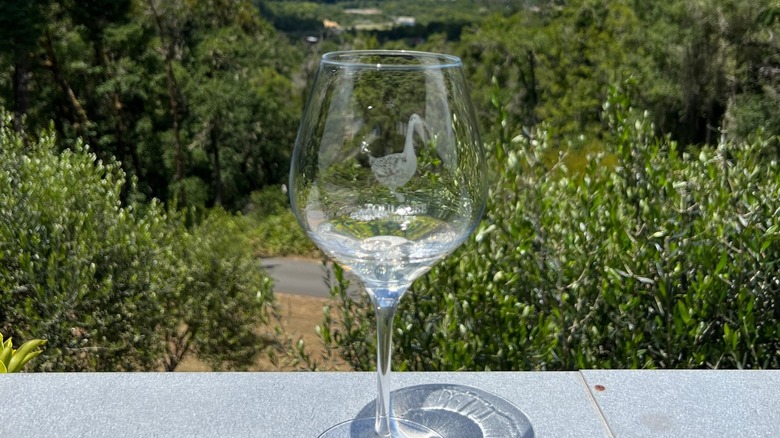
(183, 24, 300, 209)
(277, 260, 369, 371)
(2, 0, 778, 212)
(0, 118, 166, 370)
(459, 0, 655, 146)
(262, 0, 504, 34)
(0, 0, 46, 54)
(317, 263, 373, 371)
(160, 209, 275, 371)
(322, 92, 780, 371)
(0, 332, 46, 373)
(0, 114, 275, 371)
(634, 0, 780, 146)
(0, 0, 301, 211)
(4, 0, 779, 371)
(456, 0, 780, 148)
(245, 187, 319, 258)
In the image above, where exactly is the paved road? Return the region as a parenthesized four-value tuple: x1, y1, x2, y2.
(260, 257, 362, 298)
(260, 257, 330, 297)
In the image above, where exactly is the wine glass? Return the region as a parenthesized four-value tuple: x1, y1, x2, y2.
(289, 50, 487, 437)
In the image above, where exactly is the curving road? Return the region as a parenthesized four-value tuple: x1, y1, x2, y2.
(260, 257, 360, 298)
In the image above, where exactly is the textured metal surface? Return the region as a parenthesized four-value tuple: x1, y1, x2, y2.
(0, 372, 606, 437)
(581, 370, 780, 437)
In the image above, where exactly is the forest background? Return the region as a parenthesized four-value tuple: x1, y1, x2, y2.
(1, 0, 778, 372)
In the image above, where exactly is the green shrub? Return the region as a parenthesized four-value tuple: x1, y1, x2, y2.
(0, 113, 274, 371)
(0, 120, 167, 370)
(323, 90, 780, 371)
(160, 209, 274, 371)
(245, 187, 319, 258)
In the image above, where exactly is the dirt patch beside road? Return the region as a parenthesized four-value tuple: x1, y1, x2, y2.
(176, 293, 350, 371)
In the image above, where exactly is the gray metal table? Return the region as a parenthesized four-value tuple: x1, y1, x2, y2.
(1, 371, 777, 437)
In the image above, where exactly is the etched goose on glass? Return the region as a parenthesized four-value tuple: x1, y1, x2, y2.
(367, 113, 425, 201)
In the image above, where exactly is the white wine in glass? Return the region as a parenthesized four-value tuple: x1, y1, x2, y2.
(290, 50, 487, 437)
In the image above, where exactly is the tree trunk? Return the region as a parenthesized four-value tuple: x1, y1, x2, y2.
(147, 0, 188, 207)
(211, 124, 223, 206)
(43, 31, 92, 145)
(526, 49, 539, 126)
(12, 52, 29, 135)
(163, 326, 195, 372)
(167, 59, 187, 206)
(91, 36, 136, 203)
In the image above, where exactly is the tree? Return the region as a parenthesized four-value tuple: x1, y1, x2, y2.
(0, 0, 48, 133)
(0, 112, 275, 371)
(633, 0, 780, 145)
(0, 0, 302, 210)
(146, 0, 189, 206)
(0, 113, 167, 371)
(161, 210, 274, 371)
(185, 25, 299, 208)
(461, 0, 645, 145)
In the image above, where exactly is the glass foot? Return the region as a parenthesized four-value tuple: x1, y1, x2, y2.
(319, 417, 442, 438)
(350, 384, 535, 438)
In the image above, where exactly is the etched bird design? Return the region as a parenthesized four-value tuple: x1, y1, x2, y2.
(368, 113, 426, 200)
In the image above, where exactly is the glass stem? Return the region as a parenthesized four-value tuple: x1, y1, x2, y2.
(369, 290, 403, 437)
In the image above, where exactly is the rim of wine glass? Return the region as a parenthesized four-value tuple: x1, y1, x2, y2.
(321, 50, 462, 71)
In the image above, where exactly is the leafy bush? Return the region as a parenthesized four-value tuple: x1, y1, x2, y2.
(245, 187, 319, 258)
(323, 90, 780, 371)
(316, 263, 373, 371)
(160, 209, 275, 371)
(0, 120, 167, 370)
(0, 113, 274, 371)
